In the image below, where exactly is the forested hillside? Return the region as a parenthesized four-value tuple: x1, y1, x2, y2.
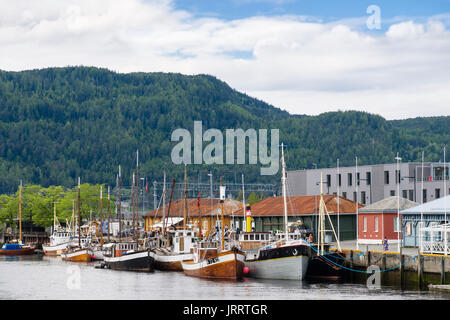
(0, 66, 448, 193)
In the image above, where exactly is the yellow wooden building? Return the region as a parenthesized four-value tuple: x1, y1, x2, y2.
(143, 198, 243, 237)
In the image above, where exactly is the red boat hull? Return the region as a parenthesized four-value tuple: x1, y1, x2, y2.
(0, 247, 35, 256)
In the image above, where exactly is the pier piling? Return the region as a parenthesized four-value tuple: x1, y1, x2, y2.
(417, 248, 423, 290)
(441, 256, 446, 285)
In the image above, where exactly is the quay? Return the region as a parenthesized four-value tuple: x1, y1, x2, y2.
(328, 240, 450, 289)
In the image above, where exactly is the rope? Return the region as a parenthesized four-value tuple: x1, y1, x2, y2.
(305, 240, 419, 274)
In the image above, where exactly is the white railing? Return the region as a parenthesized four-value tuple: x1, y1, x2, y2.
(420, 223, 450, 254)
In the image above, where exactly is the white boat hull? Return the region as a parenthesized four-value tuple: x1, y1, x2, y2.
(42, 242, 70, 256)
(244, 255, 309, 280)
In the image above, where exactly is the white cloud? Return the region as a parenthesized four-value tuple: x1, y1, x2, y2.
(0, 0, 449, 120)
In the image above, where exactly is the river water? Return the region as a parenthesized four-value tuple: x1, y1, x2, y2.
(1, 255, 450, 300)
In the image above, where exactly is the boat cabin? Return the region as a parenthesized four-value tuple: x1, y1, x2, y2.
(109, 242, 139, 257)
(238, 232, 272, 260)
(238, 232, 272, 250)
(191, 240, 221, 263)
(170, 230, 195, 254)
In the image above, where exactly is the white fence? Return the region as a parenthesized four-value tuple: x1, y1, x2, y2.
(419, 223, 450, 255)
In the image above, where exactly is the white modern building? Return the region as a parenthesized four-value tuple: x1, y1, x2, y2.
(287, 161, 449, 205)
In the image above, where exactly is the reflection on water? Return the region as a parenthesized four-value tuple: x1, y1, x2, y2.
(0, 255, 449, 300)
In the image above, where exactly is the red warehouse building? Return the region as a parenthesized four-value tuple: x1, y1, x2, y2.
(358, 196, 418, 245)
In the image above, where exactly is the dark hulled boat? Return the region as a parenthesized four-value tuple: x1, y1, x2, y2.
(306, 248, 345, 281)
(104, 242, 154, 272)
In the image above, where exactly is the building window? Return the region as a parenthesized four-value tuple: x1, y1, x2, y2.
(409, 190, 414, 201)
(363, 217, 367, 232)
(361, 191, 366, 205)
(435, 188, 441, 199)
(357, 173, 360, 186)
(366, 172, 371, 185)
(384, 171, 390, 185)
(390, 190, 395, 196)
(402, 190, 407, 199)
(342, 192, 347, 199)
(394, 217, 400, 232)
(338, 174, 342, 187)
(348, 173, 352, 186)
(374, 216, 379, 233)
(327, 174, 331, 188)
(406, 222, 412, 236)
(423, 189, 427, 203)
(395, 170, 401, 184)
(353, 191, 357, 202)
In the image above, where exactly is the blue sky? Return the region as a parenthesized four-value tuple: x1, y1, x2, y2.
(172, 0, 450, 23)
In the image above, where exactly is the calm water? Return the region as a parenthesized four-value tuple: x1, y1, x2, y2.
(1, 255, 450, 300)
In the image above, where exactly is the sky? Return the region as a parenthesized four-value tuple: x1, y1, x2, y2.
(1, 0, 450, 120)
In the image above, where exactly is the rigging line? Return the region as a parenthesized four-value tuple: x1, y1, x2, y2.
(305, 240, 418, 274)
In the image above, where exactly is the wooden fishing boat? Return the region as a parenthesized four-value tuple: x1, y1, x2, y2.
(306, 249, 345, 281)
(241, 144, 310, 280)
(1, 183, 36, 256)
(104, 242, 154, 272)
(43, 230, 74, 256)
(152, 230, 195, 271)
(181, 179, 245, 280)
(61, 177, 93, 263)
(181, 243, 245, 280)
(243, 239, 310, 280)
(102, 163, 154, 272)
(151, 168, 196, 271)
(61, 246, 93, 262)
(0, 243, 35, 256)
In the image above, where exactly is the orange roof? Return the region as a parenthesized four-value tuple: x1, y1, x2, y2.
(143, 198, 243, 218)
(235, 195, 363, 216)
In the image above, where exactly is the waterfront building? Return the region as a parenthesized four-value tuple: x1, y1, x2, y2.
(232, 195, 361, 241)
(358, 196, 418, 245)
(401, 195, 450, 247)
(287, 161, 449, 205)
(143, 198, 243, 237)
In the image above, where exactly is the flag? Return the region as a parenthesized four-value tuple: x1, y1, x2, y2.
(145, 178, 148, 192)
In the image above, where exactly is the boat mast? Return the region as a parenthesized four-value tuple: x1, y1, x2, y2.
(71, 200, 75, 234)
(183, 165, 188, 232)
(242, 174, 245, 231)
(281, 143, 289, 241)
(135, 149, 139, 246)
(53, 201, 57, 233)
(220, 177, 224, 251)
(162, 171, 167, 237)
(319, 173, 325, 255)
(18, 180, 22, 244)
(132, 172, 136, 242)
(165, 178, 176, 247)
(198, 192, 202, 240)
(99, 185, 103, 248)
(78, 177, 81, 248)
(118, 165, 122, 241)
(107, 186, 111, 243)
